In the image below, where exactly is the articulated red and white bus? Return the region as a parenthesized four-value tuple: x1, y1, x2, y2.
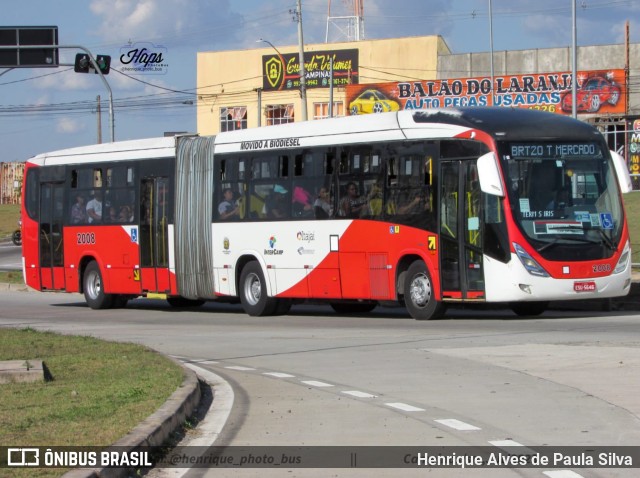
(20, 108, 632, 319)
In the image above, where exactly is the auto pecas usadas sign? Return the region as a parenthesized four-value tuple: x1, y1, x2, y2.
(118, 41, 168, 75)
(346, 69, 626, 116)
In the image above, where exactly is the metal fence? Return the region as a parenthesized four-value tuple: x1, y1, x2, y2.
(599, 125, 640, 266)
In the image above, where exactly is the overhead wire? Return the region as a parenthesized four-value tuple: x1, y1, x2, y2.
(0, 0, 637, 119)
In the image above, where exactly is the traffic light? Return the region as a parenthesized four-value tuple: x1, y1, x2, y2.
(95, 55, 111, 74)
(74, 53, 111, 74)
(74, 53, 90, 73)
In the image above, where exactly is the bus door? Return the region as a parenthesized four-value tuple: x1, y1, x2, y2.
(139, 177, 171, 293)
(39, 182, 65, 290)
(439, 161, 485, 300)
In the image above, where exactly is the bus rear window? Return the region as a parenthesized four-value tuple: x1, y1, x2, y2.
(25, 168, 39, 220)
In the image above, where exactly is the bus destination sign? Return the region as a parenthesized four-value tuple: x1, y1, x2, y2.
(509, 142, 602, 160)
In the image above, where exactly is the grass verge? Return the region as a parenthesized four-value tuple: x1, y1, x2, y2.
(624, 191, 640, 263)
(0, 270, 24, 284)
(0, 203, 20, 239)
(0, 327, 184, 478)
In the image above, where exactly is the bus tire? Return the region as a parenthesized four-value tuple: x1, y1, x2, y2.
(509, 301, 548, 317)
(167, 297, 205, 308)
(83, 261, 113, 310)
(239, 261, 276, 316)
(12, 229, 21, 246)
(404, 260, 445, 320)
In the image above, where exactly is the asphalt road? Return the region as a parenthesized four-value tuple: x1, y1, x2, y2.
(0, 291, 638, 478)
(0, 240, 21, 271)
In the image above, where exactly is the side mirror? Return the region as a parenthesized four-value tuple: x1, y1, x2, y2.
(610, 150, 632, 194)
(477, 152, 504, 197)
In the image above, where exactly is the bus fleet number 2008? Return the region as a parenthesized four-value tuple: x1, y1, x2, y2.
(76, 233, 96, 245)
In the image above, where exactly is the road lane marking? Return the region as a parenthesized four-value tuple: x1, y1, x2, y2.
(263, 372, 296, 378)
(488, 439, 525, 447)
(342, 390, 377, 398)
(435, 418, 481, 431)
(224, 366, 256, 371)
(385, 402, 425, 412)
(543, 471, 585, 478)
(301, 380, 334, 387)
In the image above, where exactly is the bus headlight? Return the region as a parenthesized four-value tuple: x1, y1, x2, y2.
(614, 240, 630, 274)
(513, 242, 550, 277)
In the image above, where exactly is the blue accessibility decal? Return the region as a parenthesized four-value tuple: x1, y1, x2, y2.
(599, 213, 614, 230)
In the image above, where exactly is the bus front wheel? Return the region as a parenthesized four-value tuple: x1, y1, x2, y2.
(239, 262, 277, 316)
(403, 260, 445, 320)
(83, 261, 113, 310)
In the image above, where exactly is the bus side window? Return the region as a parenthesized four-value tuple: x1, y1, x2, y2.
(93, 168, 103, 187)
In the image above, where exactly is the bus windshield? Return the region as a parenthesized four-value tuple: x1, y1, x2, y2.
(502, 141, 623, 260)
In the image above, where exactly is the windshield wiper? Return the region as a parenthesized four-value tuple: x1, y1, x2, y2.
(537, 237, 560, 253)
(595, 228, 616, 251)
(536, 235, 608, 253)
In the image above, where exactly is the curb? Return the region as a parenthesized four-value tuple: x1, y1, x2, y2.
(61, 356, 201, 478)
(0, 282, 29, 292)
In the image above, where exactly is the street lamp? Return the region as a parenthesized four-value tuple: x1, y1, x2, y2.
(257, 39, 285, 127)
(258, 38, 285, 60)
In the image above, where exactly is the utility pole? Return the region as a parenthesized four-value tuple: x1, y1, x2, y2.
(489, 0, 495, 106)
(96, 95, 102, 144)
(296, 0, 308, 121)
(256, 88, 262, 127)
(329, 57, 334, 118)
(571, 0, 578, 119)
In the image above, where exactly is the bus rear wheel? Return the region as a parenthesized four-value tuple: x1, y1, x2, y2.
(83, 261, 113, 310)
(403, 260, 445, 320)
(239, 262, 277, 316)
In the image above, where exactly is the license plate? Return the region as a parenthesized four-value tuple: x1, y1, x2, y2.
(574, 281, 596, 292)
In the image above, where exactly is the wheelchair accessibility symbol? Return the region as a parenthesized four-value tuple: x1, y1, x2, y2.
(130, 227, 138, 243)
(600, 213, 614, 230)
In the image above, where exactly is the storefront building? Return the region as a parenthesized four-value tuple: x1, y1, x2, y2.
(196, 35, 450, 134)
(196, 36, 639, 182)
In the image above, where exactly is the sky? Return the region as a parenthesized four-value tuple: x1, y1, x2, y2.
(1, 0, 638, 162)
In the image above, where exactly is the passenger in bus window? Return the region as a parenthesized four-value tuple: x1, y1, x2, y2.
(314, 187, 332, 218)
(107, 206, 118, 223)
(266, 184, 289, 219)
(397, 189, 431, 215)
(339, 182, 366, 218)
(292, 186, 313, 217)
(70, 194, 87, 224)
(365, 181, 383, 216)
(86, 190, 103, 223)
(218, 188, 240, 220)
(118, 205, 133, 222)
